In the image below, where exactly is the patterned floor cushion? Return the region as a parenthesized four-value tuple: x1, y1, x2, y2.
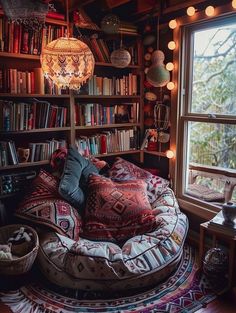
(37, 187, 188, 291)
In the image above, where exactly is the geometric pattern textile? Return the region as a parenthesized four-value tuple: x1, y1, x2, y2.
(15, 169, 82, 240)
(0, 245, 221, 313)
(82, 174, 160, 242)
(109, 157, 170, 204)
(36, 187, 188, 291)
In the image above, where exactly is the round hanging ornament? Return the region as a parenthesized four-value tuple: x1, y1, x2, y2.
(110, 47, 131, 68)
(101, 14, 120, 34)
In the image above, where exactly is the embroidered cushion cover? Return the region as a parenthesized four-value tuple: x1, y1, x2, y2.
(109, 157, 169, 204)
(15, 169, 81, 240)
(37, 187, 188, 291)
(82, 174, 160, 242)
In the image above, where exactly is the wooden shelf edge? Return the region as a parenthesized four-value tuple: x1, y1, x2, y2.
(0, 51, 40, 60)
(143, 150, 167, 157)
(0, 127, 71, 134)
(75, 123, 140, 130)
(0, 160, 49, 171)
(73, 95, 140, 99)
(95, 150, 140, 158)
(0, 93, 70, 98)
(95, 62, 140, 68)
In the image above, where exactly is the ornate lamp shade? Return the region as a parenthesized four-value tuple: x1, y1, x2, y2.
(41, 37, 95, 90)
(146, 50, 170, 87)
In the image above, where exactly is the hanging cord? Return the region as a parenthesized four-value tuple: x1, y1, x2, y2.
(66, 0, 70, 37)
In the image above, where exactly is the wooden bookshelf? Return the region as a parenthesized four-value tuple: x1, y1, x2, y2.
(0, 160, 49, 170)
(0, 52, 40, 60)
(75, 123, 140, 130)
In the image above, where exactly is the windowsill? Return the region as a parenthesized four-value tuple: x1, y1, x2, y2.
(177, 195, 221, 220)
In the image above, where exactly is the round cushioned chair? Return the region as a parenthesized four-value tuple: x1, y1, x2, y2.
(37, 186, 188, 291)
(16, 152, 188, 291)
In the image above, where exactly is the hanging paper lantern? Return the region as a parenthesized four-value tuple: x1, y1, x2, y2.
(101, 14, 120, 34)
(41, 37, 95, 90)
(110, 48, 131, 68)
(146, 50, 170, 87)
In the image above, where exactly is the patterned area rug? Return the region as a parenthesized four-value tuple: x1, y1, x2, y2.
(0, 245, 221, 313)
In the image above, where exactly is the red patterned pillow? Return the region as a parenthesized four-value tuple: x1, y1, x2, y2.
(82, 174, 160, 242)
(15, 169, 81, 240)
(109, 157, 169, 204)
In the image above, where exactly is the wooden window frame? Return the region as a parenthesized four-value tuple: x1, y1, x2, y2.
(170, 3, 236, 219)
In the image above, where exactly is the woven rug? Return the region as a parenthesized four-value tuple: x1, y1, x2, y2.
(0, 245, 222, 313)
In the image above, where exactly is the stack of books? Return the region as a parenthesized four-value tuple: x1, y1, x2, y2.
(208, 210, 236, 237)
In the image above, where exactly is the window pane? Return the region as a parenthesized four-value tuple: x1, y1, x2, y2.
(187, 122, 236, 169)
(184, 121, 236, 203)
(191, 22, 236, 115)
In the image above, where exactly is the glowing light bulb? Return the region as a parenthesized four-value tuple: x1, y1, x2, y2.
(169, 19, 177, 29)
(166, 150, 175, 159)
(168, 41, 176, 50)
(233, 0, 236, 9)
(166, 62, 174, 71)
(167, 82, 175, 90)
(205, 6, 215, 16)
(187, 6, 196, 16)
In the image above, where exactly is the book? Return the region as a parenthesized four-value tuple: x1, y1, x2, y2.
(208, 210, 236, 236)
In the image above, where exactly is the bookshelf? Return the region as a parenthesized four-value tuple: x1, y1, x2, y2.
(0, 6, 144, 200)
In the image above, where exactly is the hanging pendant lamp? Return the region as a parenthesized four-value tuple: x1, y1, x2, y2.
(41, 0, 95, 90)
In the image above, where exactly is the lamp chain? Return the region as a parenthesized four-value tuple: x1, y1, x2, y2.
(66, 0, 70, 37)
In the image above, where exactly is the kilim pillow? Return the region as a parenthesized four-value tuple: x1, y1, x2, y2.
(82, 174, 160, 242)
(109, 157, 169, 204)
(15, 169, 82, 240)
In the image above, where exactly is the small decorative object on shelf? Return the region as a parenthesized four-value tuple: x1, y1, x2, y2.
(110, 46, 131, 68)
(222, 202, 236, 225)
(101, 14, 120, 34)
(203, 247, 228, 280)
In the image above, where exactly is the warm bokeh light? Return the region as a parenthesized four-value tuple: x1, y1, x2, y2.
(205, 6, 215, 16)
(187, 6, 196, 16)
(166, 150, 175, 159)
(233, 0, 236, 9)
(167, 81, 175, 90)
(169, 19, 177, 29)
(168, 41, 176, 50)
(166, 62, 174, 71)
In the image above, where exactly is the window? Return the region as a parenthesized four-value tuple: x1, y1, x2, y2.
(177, 14, 236, 212)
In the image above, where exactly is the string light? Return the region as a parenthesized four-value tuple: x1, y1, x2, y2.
(205, 6, 215, 16)
(233, 0, 236, 9)
(169, 19, 177, 29)
(168, 41, 176, 50)
(167, 82, 175, 90)
(166, 150, 175, 159)
(166, 62, 174, 71)
(187, 6, 196, 16)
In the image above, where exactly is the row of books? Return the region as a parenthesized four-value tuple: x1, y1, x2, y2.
(81, 35, 138, 64)
(0, 16, 66, 55)
(87, 74, 138, 96)
(42, 24, 66, 48)
(0, 171, 36, 196)
(76, 127, 139, 156)
(0, 68, 69, 95)
(0, 17, 43, 55)
(0, 68, 43, 94)
(0, 139, 66, 167)
(74, 102, 139, 126)
(0, 99, 68, 131)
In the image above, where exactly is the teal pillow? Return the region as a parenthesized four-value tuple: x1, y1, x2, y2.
(59, 147, 98, 210)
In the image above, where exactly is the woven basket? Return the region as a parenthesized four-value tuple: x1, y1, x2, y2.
(0, 224, 39, 275)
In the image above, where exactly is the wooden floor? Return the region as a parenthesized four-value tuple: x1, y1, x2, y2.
(0, 288, 236, 312)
